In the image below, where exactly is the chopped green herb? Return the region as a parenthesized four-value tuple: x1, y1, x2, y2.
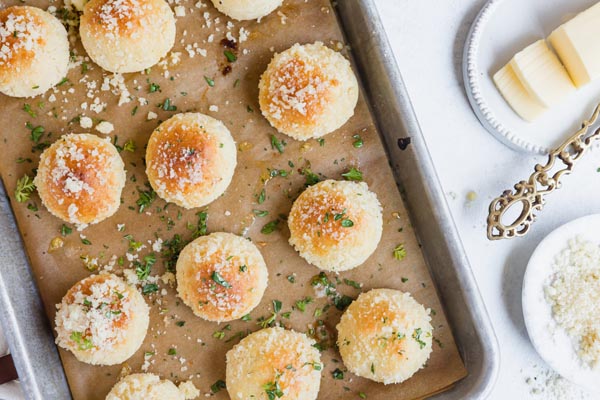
(393, 244, 407, 261)
(192, 211, 208, 238)
(263, 380, 284, 400)
(401, 277, 409, 283)
(27, 123, 45, 143)
(142, 283, 159, 295)
(81, 238, 91, 245)
(247, 105, 254, 113)
(167, 348, 177, 355)
(333, 295, 353, 311)
(341, 167, 363, 181)
(343, 279, 361, 289)
(15, 174, 36, 203)
(412, 328, 427, 349)
(204, 76, 215, 87)
(341, 219, 354, 228)
(213, 330, 225, 339)
(57, 77, 69, 86)
(253, 209, 269, 217)
(210, 380, 226, 393)
(136, 186, 157, 213)
(239, 265, 247, 272)
(224, 50, 237, 62)
(70, 332, 93, 350)
(257, 188, 266, 204)
(81, 62, 89, 74)
(149, 82, 161, 93)
(273, 299, 282, 313)
(26, 202, 38, 212)
(317, 138, 325, 147)
(135, 253, 156, 281)
(370, 363, 375, 374)
(160, 98, 177, 111)
(60, 224, 73, 236)
(359, 392, 367, 399)
(122, 139, 136, 152)
(352, 134, 364, 148)
(241, 314, 251, 321)
(332, 368, 344, 380)
(16, 157, 32, 164)
(300, 168, 320, 186)
(287, 275, 295, 283)
(295, 297, 313, 312)
(261, 219, 280, 234)
(212, 271, 232, 288)
(270, 134, 285, 153)
(23, 103, 36, 118)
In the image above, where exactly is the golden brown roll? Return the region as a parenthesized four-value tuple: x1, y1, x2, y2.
(288, 180, 382, 271)
(259, 42, 359, 140)
(336, 289, 433, 384)
(176, 232, 268, 322)
(55, 274, 149, 365)
(145, 113, 237, 209)
(226, 327, 322, 400)
(210, 0, 282, 20)
(34, 133, 126, 227)
(80, 0, 176, 73)
(0, 6, 69, 98)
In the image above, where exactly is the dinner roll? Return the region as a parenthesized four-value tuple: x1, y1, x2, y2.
(80, 0, 176, 73)
(106, 373, 199, 400)
(210, 0, 282, 20)
(226, 327, 322, 400)
(336, 289, 433, 384)
(55, 274, 149, 365)
(288, 180, 382, 272)
(34, 133, 126, 227)
(258, 42, 359, 140)
(146, 113, 237, 209)
(176, 232, 268, 322)
(0, 6, 69, 98)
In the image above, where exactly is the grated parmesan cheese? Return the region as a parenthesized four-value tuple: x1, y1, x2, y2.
(545, 238, 600, 367)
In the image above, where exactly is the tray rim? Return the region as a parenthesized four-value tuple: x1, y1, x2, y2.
(337, 1, 500, 398)
(0, 0, 500, 399)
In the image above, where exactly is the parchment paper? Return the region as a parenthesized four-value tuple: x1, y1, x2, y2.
(0, 0, 467, 398)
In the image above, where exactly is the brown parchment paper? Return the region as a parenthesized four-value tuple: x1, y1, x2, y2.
(0, 0, 467, 398)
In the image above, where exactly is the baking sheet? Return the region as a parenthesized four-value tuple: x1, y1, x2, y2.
(0, 0, 466, 398)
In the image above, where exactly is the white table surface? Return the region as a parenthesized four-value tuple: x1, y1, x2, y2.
(2, 1, 600, 399)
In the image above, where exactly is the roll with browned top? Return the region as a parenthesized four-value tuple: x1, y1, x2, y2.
(34, 133, 126, 227)
(145, 113, 237, 209)
(0, 6, 69, 98)
(176, 232, 268, 322)
(259, 42, 359, 140)
(80, 0, 176, 73)
(288, 180, 383, 272)
(55, 274, 149, 365)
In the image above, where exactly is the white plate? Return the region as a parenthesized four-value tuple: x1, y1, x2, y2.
(522, 214, 600, 393)
(464, 0, 600, 154)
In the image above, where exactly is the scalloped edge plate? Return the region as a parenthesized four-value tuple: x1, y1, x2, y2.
(463, 0, 600, 155)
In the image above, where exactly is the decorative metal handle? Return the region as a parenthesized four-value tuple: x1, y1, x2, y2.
(487, 103, 600, 240)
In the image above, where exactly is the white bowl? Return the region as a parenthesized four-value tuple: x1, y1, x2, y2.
(522, 214, 600, 393)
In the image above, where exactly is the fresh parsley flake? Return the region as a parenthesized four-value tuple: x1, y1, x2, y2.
(341, 167, 363, 181)
(393, 244, 407, 261)
(211, 271, 232, 288)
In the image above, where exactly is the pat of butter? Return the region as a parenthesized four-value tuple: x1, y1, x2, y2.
(493, 64, 547, 122)
(549, 2, 600, 87)
(509, 40, 575, 108)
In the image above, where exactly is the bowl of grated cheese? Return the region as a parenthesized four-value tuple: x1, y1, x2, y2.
(523, 214, 600, 393)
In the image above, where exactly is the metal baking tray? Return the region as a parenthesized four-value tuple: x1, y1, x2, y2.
(0, 0, 499, 398)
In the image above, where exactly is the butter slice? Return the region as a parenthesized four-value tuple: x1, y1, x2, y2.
(549, 2, 600, 87)
(509, 40, 575, 108)
(493, 64, 547, 122)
